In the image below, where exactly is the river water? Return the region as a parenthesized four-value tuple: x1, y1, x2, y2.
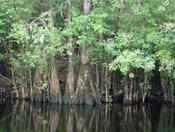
(0, 101, 174, 132)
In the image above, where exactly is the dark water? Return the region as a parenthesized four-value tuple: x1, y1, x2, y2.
(0, 101, 175, 132)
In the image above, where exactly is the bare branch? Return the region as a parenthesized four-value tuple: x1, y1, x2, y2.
(0, 74, 14, 85)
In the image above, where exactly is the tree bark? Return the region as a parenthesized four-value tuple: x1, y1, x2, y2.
(123, 76, 129, 104)
(32, 68, 43, 102)
(49, 0, 62, 104)
(63, 0, 75, 104)
(129, 78, 134, 103)
(169, 72, 174, 104)
(105, 68, 109, 103)
(142, 73, 147, 103)
(20, 46, 26, 99)
(75, 0, 100, 105)
(49, 60, 62, 104)
(160, 71, 167, 101)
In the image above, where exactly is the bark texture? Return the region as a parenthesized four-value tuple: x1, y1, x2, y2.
(63, 0, 75, 104)
(75, 0, 100, 105)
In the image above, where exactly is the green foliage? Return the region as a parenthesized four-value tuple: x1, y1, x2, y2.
(109, 50, 155, 75)
(1, 0, 175, 103)
(37, 81, 48, 90)
(107, 0, 175, 79)
(0, 53, 5, 61)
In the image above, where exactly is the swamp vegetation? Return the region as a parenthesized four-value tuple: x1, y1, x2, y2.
(0, 0, 175, 105)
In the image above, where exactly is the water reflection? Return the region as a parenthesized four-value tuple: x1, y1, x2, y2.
(0, 102, 175, 132)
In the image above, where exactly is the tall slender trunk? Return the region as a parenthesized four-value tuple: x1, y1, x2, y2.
(142, 72, 148, 103)
(20, 46, 26, 99)
(112, 72, 116, 96)
(133, 77, 137, 102)
(20, 61, 25, 99)
(105, 68, 109, 103)
(99, 34, 103, 93)
(49, 0, 62, 104)
(123, 76, 129, 104)
(29, 68, 33, 98)
(160, 71, 167, 101)
(129, 78, 134, 103)
(169, 72, 174, 104)
(63, 0, 75, 104)
(31, 0, 46, 102)
(96, 65, 99, 90)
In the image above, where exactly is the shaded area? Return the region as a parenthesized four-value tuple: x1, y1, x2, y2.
(0, 102, 175, 132)
(0, 78, 12, 103)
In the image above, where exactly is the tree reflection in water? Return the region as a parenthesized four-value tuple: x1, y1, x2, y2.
(0, 101, 174, 132)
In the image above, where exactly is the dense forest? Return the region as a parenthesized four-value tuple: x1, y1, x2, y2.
(0, 0, 175, 105)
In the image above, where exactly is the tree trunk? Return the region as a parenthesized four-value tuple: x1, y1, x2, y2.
(29, 68, 33, 98)
(105, 68, 109, 103)
(169, 72, 174, 104)
(31, 0, 46, 103)
(75, 0, 100, 105)
(63, 0, 75, 104)
(99, 34, 104, 93)
(96, 64, 99, 90)
(123, 76, 130, 104)
(20, 46, 26, 99)
(142, 72, 148, 103)
(160, 71, 167, 101)
(20, 61, 25, 99)
(49, 60, 62, 104)
(49, 0, 62, 104)
(32, 68, 43, 102)
(129, 78, 134, 104)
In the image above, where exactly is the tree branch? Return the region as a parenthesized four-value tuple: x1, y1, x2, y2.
(0, 74, 14, 85)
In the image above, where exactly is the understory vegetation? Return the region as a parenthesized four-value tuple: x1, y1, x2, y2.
(0, 0, 175, 105)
